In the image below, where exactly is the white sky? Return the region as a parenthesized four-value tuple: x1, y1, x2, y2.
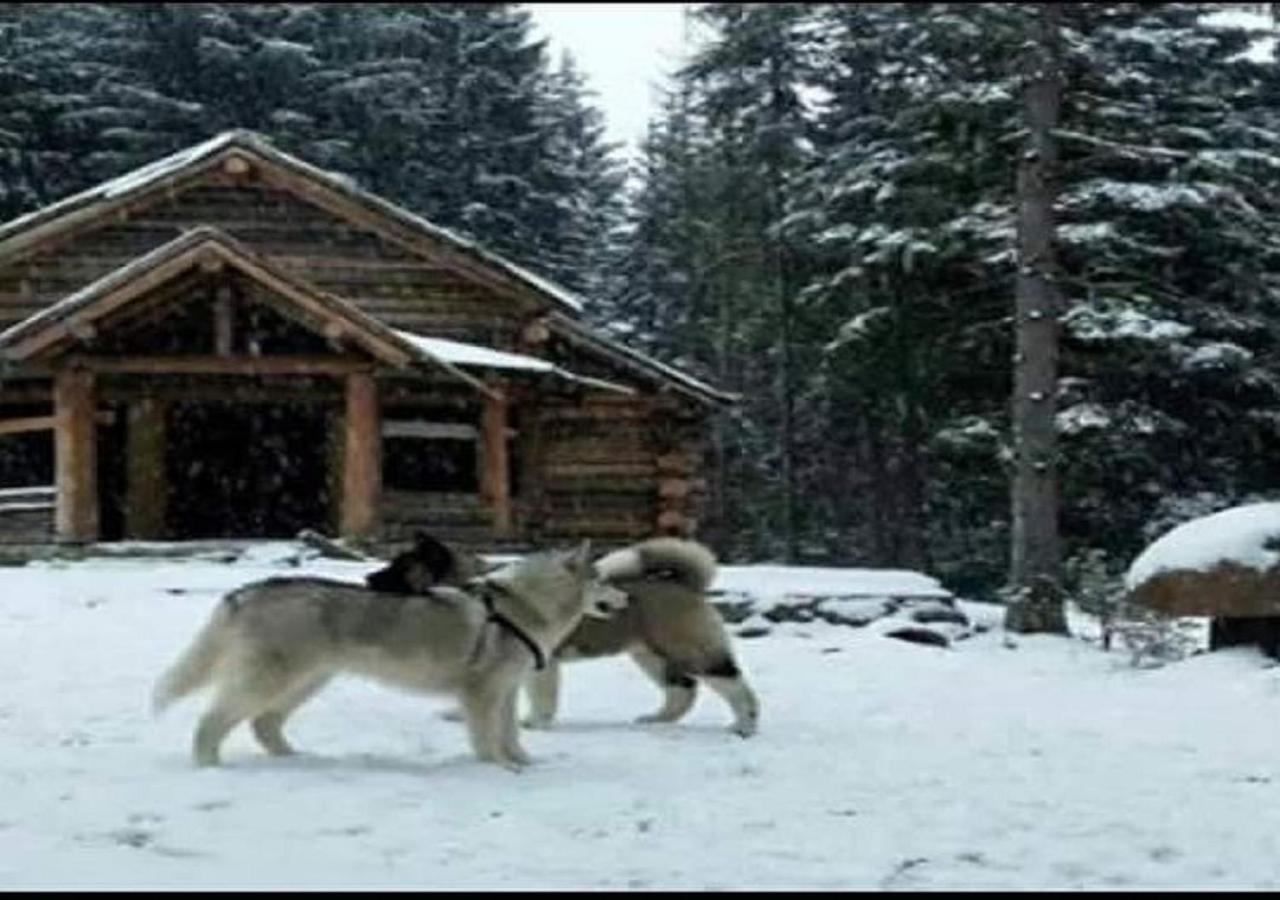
(526, 3, 696, 157)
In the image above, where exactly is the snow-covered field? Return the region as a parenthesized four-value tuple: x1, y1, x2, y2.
(2, 544, 1279, 890)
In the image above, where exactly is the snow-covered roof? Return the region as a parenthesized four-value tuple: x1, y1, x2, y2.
(0, 130, 733, 406)
(546, 313, 738, 407)
(392, 330, 635, 396)
(394, 332, 554, 374)
(0, 133, 241, 245)
(1125, 502, 1280, 592)
(0, 130, 585, 316)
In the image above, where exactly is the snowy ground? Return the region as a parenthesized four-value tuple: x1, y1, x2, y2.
(2, 544, 1279, 890)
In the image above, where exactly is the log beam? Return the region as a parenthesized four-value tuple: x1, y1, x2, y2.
(54, 369, 99, 543)
(480, 383, 512, 538)
(0, 415, 55, 436)
(340, 372, 381, 540)
(66, 355, 374, 376)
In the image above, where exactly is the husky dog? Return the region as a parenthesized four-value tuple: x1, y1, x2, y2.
(531, 537, 760, 737)
(367, 535, 760, 737)
(152, 541, 627, 771)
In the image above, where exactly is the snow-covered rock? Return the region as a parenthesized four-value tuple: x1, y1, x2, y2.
(1126, 502, 1280, 616)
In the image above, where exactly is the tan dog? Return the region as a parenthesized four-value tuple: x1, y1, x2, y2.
(366, 535, 760, 737)
(528, 537, 760, 737)
(152, 542, 626, 770)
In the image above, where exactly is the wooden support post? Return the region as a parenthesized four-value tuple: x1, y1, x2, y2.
(125, 397, 167, 539)
(518, 400, 545, 541)
(325, 408, 344, 536)
(54, 369, 99, 543)
(480, 384, 512, 539)
(340, 372, 380, 541)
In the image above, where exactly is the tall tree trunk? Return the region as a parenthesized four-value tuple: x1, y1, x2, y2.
(764, 53, 799, 565)
(1006, 2, 1068, 635)
(777, 243, 798, 563)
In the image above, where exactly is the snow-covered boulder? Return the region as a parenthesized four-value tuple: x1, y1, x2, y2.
(1126, 502, 1280, 617)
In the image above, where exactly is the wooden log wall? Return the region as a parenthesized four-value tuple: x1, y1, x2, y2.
(379, 489, 509, 551)
(0, 485, 55, 544)
(534, 395, 661, 545)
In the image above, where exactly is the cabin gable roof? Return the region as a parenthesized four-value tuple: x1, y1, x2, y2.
(0, 131, 583, 318)
(0, 131, 735, 407)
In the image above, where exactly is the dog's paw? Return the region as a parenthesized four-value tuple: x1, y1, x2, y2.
(521, 716, 554, 731)
(731, 722, 758, 738)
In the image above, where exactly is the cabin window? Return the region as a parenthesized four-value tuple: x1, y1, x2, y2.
(382, 419, 479, 493)
(0, 402, 57, 541)
(0, 405, 53, 487)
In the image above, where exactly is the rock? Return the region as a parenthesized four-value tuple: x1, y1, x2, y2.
(1131, 561, 1280, 618)
(883, 626, 950, 648)
(735, 626, 772, 639)
(763, 603, 818, 624)
(712, 598, 757, 624)
(909, 606, 970, 626)
(814, 597, 895, 627)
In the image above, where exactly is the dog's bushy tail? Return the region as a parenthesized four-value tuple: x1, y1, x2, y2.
(595, 537, 718, 593)
(151, 601, 233, 715)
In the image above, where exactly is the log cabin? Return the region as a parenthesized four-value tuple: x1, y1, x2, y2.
(0, 131, 733, 552)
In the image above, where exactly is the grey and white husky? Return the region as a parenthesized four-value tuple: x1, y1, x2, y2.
(152, 541, 627, 771)
(367, 535, 761, 737)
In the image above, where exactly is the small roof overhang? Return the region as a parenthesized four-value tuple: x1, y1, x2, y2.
(544, 313, 738, 408)
(392, 330, 636, 397)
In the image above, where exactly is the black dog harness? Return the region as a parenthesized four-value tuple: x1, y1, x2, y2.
(477, 585, 547, 671)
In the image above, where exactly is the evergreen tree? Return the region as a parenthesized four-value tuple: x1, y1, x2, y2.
(528, 50, 627, 299)
(1050, 3, 1280, 575)
(0, 3, 202, 217)
(0, 3, 627, 313)
(782, 3, 1022, 574)
(680, 2, 827, 562)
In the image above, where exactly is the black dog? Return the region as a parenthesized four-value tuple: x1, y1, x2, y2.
(364, 532, 463, 594)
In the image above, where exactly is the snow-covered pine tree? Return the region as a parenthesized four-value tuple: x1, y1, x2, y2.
(0, 3, 625, 312)
(781, 3, 1023, 575)
(772, 2, 1280, 599)
(527, 50, 627, 299)
(680, 2, 827, 562)
(0, 3, 203, 218)
(1051, 3, 1280, 572)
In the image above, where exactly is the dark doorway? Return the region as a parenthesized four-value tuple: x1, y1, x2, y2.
(165, 400, 332, 539)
